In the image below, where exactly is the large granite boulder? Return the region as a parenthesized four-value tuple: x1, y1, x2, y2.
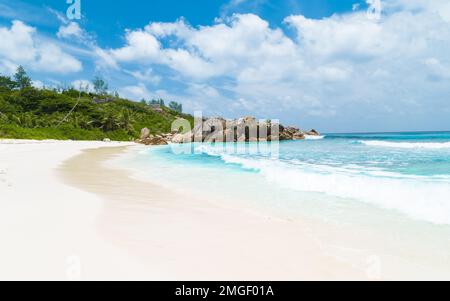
(292, 132, 306, 140)
(171, 132, 193, 144)
(279, 127, 297, 140)
(141, 136, 168, 146)
(279, 131, 293, 141)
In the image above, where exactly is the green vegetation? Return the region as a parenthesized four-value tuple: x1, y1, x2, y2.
(14, 66, 32, 90)
(92, 76, 108, 95)
(169, 101, 183, 113)
(149, 98, 165, 106)
(0, 66, 193, 141)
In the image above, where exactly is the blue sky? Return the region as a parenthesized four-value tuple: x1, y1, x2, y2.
(1, 0, 450, 132)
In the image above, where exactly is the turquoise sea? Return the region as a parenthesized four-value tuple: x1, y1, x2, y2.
(115, 131, 450, 278)
(122, 132, 450, 224)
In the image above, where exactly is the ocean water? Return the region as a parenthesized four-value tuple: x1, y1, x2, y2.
(120, 132, 450, 225)
(114, 131, 450, 277)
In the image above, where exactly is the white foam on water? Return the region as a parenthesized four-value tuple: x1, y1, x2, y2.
(305, 135, 326, 140)
(194, 145, 450, 225)
(360, 140, 450, 149)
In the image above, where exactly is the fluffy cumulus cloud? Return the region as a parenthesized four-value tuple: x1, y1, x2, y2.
(0, 20, 82, 74)
(97, 1, 450, 130)
(108, 14, 299, 80)
(57, 22, 83, 39)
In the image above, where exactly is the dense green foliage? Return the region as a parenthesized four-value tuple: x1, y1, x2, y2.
(0, 67, 193, 141)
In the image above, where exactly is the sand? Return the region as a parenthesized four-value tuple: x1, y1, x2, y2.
(0, 140, 367, 280)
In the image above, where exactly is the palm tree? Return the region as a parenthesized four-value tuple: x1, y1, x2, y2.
(100, 113, 120, 131)
(118, 109, 135, 134)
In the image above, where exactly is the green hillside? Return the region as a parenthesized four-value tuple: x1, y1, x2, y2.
(0, 67, 193, 141)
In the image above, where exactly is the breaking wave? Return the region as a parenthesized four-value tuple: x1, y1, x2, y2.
(359, 140, 450, 149)
(305, 135, 326, 140)
(194, 144, 450, 225)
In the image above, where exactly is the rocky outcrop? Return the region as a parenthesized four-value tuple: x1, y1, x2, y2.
(136, 117, 319, 146)
(280, 127, 299, 140)
(171, 132, 193, 144)
(170, 117, 318, 143)
(292, 132, 306, 140)
(138, 135, 169, 146)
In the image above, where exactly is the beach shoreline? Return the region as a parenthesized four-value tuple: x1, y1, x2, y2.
(0, 139, 367, 280)
(3, 139, 450, 280)
(59, 144, 368, 280)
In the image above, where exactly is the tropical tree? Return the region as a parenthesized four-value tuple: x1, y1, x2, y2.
(100, 113, 119, 131)
(14, 66, 32, 90)
(150, 98, 165, 106)
(117, 109, 135, 133)
(169, 101, 183, 113)
(0, 75, 17, 90)
(92, 76, 108, 95)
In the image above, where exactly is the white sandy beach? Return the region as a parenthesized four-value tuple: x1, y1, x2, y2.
(0, 140, 370, 280)
(0, 140, 151, 280)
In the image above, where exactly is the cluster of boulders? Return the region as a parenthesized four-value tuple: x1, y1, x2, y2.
(136, 116, 320, 146)
(136, 128, 173, 145)
(280, 127, 321, 141)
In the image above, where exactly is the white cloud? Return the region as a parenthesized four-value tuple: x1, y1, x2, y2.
(386, 0, 450, 22)
(0, 59, 18, 74)
(111, 30, 161, 62)
(423, 58, 450, 81)
(94, 47, 119, 69)
(103, 5, 450, 131)
(118, 83, 153, 101)
(0, 20, 82, 74)
(71, 79, 93, 91)
(56, 20, 97, 51)
(34, 43, 83, 73)
(32, 80, 44, 89)
(0, 20, 37, 62)
(124, 68, 161, 85)
(285, 13, 392, 60)
(106, 14, 299, 80)
(57, 22, 83, 39)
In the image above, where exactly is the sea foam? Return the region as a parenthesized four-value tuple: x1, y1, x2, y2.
(305, 135, 326, 140)
(195, 144, 450, 225)
(360, 140, 450, 149)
